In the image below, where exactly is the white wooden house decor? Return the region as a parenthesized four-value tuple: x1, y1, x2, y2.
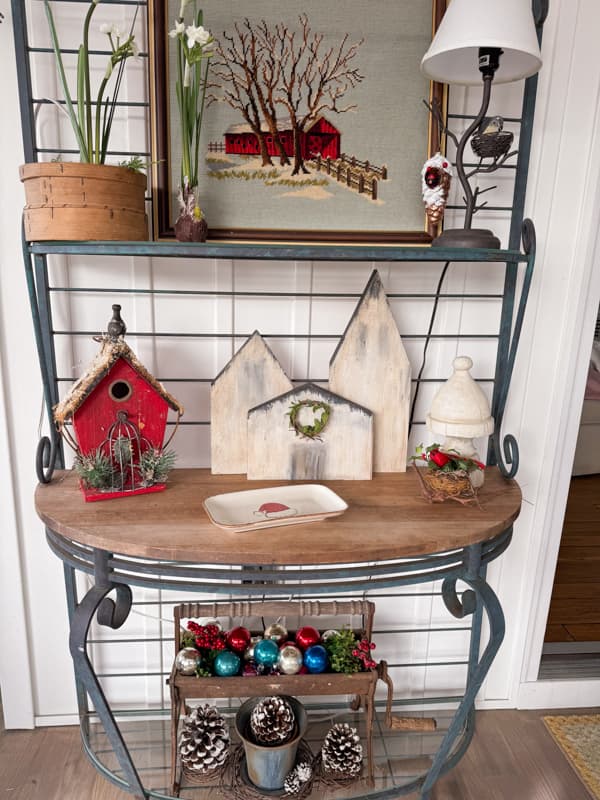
(329, 270, 411, 472)
(247, 383, 373, 480)
(211, 331, 293, 473)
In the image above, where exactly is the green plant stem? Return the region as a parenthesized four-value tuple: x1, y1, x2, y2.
(81, 1, 98, 161)
(192, 58, 209, 190)
(44, 0, 88, 159)
(94, 76, 109, 163)
(177, 30, 191, 185)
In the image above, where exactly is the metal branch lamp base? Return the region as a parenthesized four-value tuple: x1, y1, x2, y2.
(432, 228, 501, 249)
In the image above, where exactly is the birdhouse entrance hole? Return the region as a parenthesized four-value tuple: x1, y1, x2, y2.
(109, 379, 132, 402)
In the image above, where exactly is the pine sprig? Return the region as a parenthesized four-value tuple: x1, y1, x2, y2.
(323, 629, 361, 674)
(74, 449, 113, 489)
(139, 447, 177, 485)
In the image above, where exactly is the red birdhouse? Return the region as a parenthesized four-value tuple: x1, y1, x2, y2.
(54, 305, 184, 502)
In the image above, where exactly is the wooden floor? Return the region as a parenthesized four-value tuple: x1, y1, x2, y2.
(0, 709, 595, 800)
(545, 474, 600, 643)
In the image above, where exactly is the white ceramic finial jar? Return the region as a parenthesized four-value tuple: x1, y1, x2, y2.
(426, 356, 494, 486)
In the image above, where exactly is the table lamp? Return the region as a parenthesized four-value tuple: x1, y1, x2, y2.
(421, 0, 542, 249)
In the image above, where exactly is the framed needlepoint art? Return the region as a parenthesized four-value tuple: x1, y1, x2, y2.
(149, 1, 447, 244)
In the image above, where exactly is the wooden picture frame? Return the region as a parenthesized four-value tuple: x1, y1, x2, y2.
(149, 1, 447, 243)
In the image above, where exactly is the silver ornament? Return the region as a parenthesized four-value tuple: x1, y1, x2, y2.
(264, 622, 288, 644)
(244, 635, 263, 661)
(321, 629, 340, 642)
(175, 647, 200, 675)
(278, 643, 303, 675)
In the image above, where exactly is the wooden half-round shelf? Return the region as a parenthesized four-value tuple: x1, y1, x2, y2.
(35, 468, 521, 566)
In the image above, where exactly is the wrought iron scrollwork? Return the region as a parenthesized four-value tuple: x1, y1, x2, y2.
(36, 434, 59, 483)
(69, 567, 147, 798)
(490, 218, 537, 480)
(442, 578, 477, 618)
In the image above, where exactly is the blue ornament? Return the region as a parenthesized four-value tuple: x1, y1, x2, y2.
(213, 650, 241, 677)
(303, 644, 329, 674)
(253, 638, 280, 667)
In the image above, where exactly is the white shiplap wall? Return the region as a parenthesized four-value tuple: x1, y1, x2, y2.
(2, 0, 600, 728)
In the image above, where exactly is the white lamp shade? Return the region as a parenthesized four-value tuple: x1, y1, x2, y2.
(421, 0, 542, 85)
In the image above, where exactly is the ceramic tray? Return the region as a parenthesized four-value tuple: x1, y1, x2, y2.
(203, 484, 348, 532)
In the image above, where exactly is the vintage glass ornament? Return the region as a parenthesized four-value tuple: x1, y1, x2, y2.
(226, 626, 251, 653)
(295, 625, 321, 651)
(321, 629, 340, 642)
(264, 621, 288, 644)
(243, 662, 259, 676)
(303, 644, 328, 673)
(244, 635, 263, 661)
(213, 650, 241, 677)
(278, 643, 304, 675)
(175, 647, 200, 675)
(253, 638, 280, 667)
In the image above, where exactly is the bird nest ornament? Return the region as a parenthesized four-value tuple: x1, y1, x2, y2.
(471, 116, 514, 160)
(411, 444, 484, 508)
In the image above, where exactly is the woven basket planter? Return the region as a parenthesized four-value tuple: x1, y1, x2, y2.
(20, 162, 148, 241)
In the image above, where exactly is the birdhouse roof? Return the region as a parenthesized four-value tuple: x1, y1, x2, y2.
(53, 337, 184, 425)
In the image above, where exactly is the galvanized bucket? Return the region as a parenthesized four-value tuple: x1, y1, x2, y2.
(235, 696, 307, 790)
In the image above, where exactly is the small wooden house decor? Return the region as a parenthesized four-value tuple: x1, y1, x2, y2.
(329, 270, 411, 472)
(54, 305, 184, 501)
(247, 382, 373, 480)
(211, 331, 293, 474)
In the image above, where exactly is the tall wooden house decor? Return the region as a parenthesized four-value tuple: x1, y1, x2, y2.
(211, 331, 293, 474)
(329, 270, 411, 472)
(54, 305, 183, 502)
(247, 382, 373, 480)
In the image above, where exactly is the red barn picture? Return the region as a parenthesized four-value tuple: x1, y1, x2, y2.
(54, 306, 183, 502)
(225, 116, 341, 160)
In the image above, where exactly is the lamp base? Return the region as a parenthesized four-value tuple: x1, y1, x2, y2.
(432, 228, 501, 249)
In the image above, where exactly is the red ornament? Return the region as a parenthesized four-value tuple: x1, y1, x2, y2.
(295, 625, 321, 651)
(429, 449, 450, 468)
(226, 626, 251, 653)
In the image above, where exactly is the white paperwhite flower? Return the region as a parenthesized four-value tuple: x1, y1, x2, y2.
(185, 24, 211, 49)
(100, 23, 125, 39)
(168, 20, 185, 38)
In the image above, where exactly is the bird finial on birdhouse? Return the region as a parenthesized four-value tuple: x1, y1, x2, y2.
(107, 304, 127, 341)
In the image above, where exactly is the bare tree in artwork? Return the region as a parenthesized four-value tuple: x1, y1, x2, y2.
(210, 19, 289, 167)
(210, 15, 364, 176)
(275, 14, 364, 175)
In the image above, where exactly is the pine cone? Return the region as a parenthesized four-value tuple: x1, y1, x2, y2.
(180, 705, 230, 774)
(284, 762, 312, 795)
(250, 696, 295, 745)
(321, 723, 362, 777)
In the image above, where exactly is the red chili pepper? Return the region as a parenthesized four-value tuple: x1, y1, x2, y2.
(429, 449, 450, 468)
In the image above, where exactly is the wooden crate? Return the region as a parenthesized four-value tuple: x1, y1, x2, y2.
(168, 600, 380, 795)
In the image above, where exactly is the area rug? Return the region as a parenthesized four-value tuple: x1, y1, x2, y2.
(544, 714, 600, 799)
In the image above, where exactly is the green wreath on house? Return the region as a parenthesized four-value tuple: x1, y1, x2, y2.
(287, 400, 331, 441)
